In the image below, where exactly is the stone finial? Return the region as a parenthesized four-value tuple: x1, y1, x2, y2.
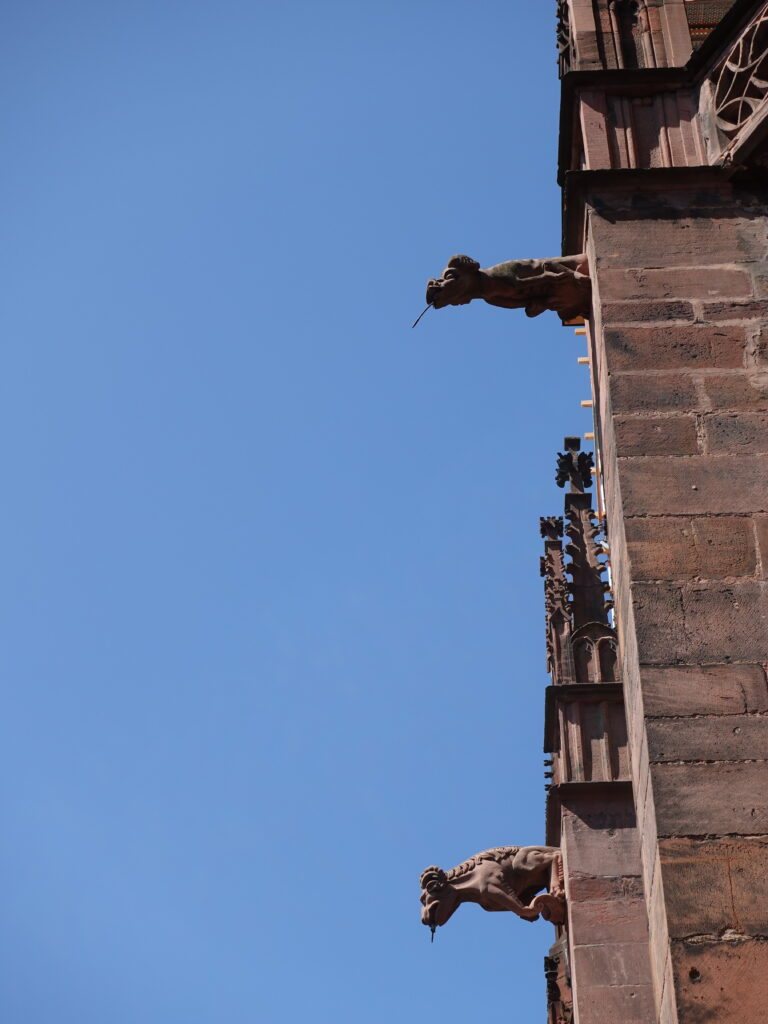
(556, 438, 593, 492)
(419, 846, 566, 938)
(425, 254, 591, 323)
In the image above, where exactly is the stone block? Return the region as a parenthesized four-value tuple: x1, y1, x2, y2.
(672, 938, 768, 1024)
(624, 516, 756, 580)
(648, 716, 768, 763)
(605, 325, 744, 370)
(706, 412, 768, 453)
(575, 983, 657, 1023)
(602, 300, 695, 323)
(631, 583, 687, 663)
(568, 873, 645, 902)
(652, 762, 768, 836)
(620, 455, 768, 515)
(569, 897, 650, 945)
(660, 837, 768, 937)
(593, 217, 768, 267)
(611, 373, 699, 413)
(641, 664, 768, 716)
(598, 266, 753, 301)
(572, 941, 655, 987)
(561, 798, 643, 876)
(613, 415, 700, 456)
(703, 373, 768, 411)
(702, 299, 768, 321)
(680, 582, 768, 662)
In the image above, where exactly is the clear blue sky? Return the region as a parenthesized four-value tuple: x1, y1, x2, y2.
(0, 3, 593, 1021)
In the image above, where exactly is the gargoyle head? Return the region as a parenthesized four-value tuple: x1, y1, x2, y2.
(419, 865, 460, 929)
(425, 255, 482, 309)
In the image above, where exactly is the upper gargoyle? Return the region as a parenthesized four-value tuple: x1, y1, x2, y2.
(425, 254, 591, 322)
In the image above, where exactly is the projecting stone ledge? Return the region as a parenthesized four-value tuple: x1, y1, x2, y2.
(425, 254, 591, 322)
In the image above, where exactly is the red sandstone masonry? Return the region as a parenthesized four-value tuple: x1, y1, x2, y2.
(705, 412, 768, 453)
(632, 581, 768, 664)
(702, 374, 768, 411)
(625, 516, 757, 579)
(605, 325, 745, 370)
(588, 191, 768, 1024)
(671, 940, 768, 1024)
(568, 874, 645, 901)
(647, 716, 768, 762)
(603, 301, 695, 323)
(575, 983, 657, 1023)
(652, 761, 768, 835)
(756, 517, 768, 573)
(611, 373, 699, 413)
(641, 665, 768, 716)
(702, 300, 768, 321)
(598, 267, 754, 301)
(619, 455, 768, 515)
(660, 838, 768, 937)
(613, 416, 699, 456)
(594, 217, 768, 268)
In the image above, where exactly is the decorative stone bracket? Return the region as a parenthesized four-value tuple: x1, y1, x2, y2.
(425, 254, 591, 323)
(419, 845, 566, 938)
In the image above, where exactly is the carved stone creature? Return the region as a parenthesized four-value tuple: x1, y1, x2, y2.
(425, 254, 591, 322)
(419, 845, 565, 935)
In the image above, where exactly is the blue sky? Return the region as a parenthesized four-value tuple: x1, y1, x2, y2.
(0, 3, 593, 1021)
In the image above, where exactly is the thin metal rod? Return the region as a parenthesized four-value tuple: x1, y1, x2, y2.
(411, 304, 432, 328)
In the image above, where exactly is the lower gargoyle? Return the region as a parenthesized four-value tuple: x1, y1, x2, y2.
(425, 254, 591, 322)
(419, 845, 566, 937)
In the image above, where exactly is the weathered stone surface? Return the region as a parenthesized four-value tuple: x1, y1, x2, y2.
(575, 982, 657, 1023)
(602, 300, 695, 323)
(610, 373, 699, 413)
(672, 938, 768, 1024)
(561, 799, 643, 876)
(593, 217, 768, 267)
(572, 941, 657, 987)
(642, 664, 768, 716)
(613, 414, 700, 456)
(620, 455, 768, 515)
(703, 373, 768, 411)
(680, 582, 768, 662)
(605, 325, 744, 370)
(631, 583, 687, 663)
(598, 266, 753, 301)
(568, 873, 644, 902)
(756, 517, 768, 576)
(648, 715, 768, 763)
(706, 412, 768, 453)
(702, 299, 768, 320)
(569, 897, 650, 944)
(625, 516, 756, 580)
(660, 837, 768, 937)
(652, 761, 768, 836)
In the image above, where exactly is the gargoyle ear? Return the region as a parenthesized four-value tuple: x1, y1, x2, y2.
(419, 866, 448, 893)
(446, 255, 480, 272)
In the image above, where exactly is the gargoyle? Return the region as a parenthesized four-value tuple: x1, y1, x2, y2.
(425, 254, 591, 322)
(419, 845, 566, 936)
